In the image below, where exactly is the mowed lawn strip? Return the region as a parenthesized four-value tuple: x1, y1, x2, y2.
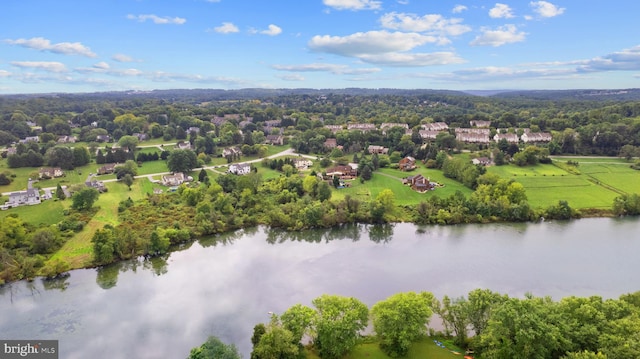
(305, 338, 463, 359)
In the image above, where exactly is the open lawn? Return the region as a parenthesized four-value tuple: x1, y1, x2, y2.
(49, 178, 154, 269)
(305, 338, 464, 359)
(331, 165, 472, 206)
(136, 160, 170, 175)
(486, 160, 639, 209)
(0, 197, 67, 226)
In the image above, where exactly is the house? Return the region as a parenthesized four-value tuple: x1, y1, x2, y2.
(472, 157, 492, 166)
(97, 163, 117, 175)
(521, 132, 553, 143)
(324, 165, 357, 180)
(264, 120, 282, 128)
(367, 145, 389, 154)
(39, 167, 64, 179)
(228, 163, 251, 175)
(85, 175, 107, 192)
(187, 127, 201, 134)
(293, 159, 313, 170)
(20, 136, 40, 144)
(57, 135, 78, 144)
(324, 138, 338, 149)
(347, 123, 376, 132)
(399, 156, 417, 171)
(421, 122, 449, 131)
(162, 172, 186, 186)
(265, 135, 284, 146)
(402, 174, 430, 192)
(456, 133, 490, 143)
(175, 141, 192, 150)
(96, 135, 111, 143)
(419, 130, 440, 140)
(493, 133, 519, 143)
(222, 147, 242, 158)
(1, 179, 41, 210)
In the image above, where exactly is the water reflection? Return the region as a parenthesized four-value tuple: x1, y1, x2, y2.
(42, 275, 70, 292)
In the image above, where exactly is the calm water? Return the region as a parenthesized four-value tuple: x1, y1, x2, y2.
(1, 218, 639, 358)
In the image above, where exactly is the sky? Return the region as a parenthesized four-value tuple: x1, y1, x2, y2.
(1, 0, 640, 94)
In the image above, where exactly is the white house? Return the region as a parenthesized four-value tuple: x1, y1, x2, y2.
(1, 179, 41, 210)
(228, 163, 251, 175)
(162, 172, 186, 186)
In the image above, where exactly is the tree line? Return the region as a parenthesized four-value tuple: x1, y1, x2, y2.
(187, 289, 640, 359)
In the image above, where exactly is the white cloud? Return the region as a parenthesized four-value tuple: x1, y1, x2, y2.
(578, 46, 640, 72)
(470, 24, 526, 47)
(272, 63, 381, 75)
(452, 5, 468, 14)
(261, 24, 282, 36)
(380, 12, 471, 37)
(276, 74, 305, 81)
(397, 0, 409, 4)
(322, 0, 382, 11)
(489, 3, 515, 18)
(11, 61, 68, 73)
(530, 1, 565, 18)
(358, 52, 465, 66)
(112, 54, 137, 62)
(0, 70, 11, 77)
(213, 22, 239, 34)
(126, 14, 186, 25)
(93, 62, 110, 70)
(309, 30, 437, 57)
(4, 37, 97, 57)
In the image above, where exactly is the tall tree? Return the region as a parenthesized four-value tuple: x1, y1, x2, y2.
(371, 291, 435, 357)
(188, 336, 240, 359)
(167, 149, 198, 173)
(312, 294, 369, 359)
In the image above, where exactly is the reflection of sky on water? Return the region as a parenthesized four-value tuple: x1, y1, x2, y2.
(1, 218, 639, 358)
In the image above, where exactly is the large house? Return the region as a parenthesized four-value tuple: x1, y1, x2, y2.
(162, 172, 186, 186)
(228, 163, 251, 175)
(521, 132, 553, 143)
(97, 163, 117, 175)
(222, 147, 242, 158)
(324, 165, 357, 180)
(421, 122, 449, 131)
(293, 159, 313, 170)
(493, 133, 519, 143)
(175, 141, 192, 150)
(367, 145, 389, 154)
(402, 174, 430, 192)
(399, 156, 417, 171)
(265, 135, 284, 146)
(85, 174, 107, 192)
(1, 179, 41, 210)
(347, 123, 376, 132)
(39, 167, 64, 179)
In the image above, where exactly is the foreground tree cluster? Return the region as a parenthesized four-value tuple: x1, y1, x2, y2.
(189, 290, 640, 359)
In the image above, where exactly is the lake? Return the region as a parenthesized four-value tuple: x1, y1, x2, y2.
(1, 217, 639, 358)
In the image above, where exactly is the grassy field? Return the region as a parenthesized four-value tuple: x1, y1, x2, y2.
(486, 159, 640, 209)
(305, 338, 464, 359)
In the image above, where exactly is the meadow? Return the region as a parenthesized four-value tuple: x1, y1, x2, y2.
(486, 158, 640, 209)
(305, 338, 464, 359)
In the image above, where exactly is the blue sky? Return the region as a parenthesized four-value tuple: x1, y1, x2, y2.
(1, 0, 639, 94)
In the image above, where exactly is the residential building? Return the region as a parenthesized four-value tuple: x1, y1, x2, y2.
(96, 135, 111, 142)
(472, 157, 492, 166)
(222, 147, 242, 158)
(97, 163, 117, 175)
(419, 130, 440, 140)
(20, 136, 40, 144)
(293, 159, 313, 170)
(57, 135, 78, 144)
(324, 138, 338, 149)
(399, 156, 417, 171)
(421, 122, 449, 131)
(324, 125, 343, 133)
(39, 167, 64, 179)
(324, 165, 357, 179)
(367, 145, 389, 154)
(380, 123, 409, 134)
(347, 123, 376, 132)
(228, 163, 251, 175)
(85, 175, 107, 192)
(175, 141, 192, 150)
(162, 172, 186, 186)
(265, 135, 284, 145)
(493, 133, 519, 143)
(521, 132, 553, 143)
(1, 179, 41, 210)
(402, 174, 430, 192)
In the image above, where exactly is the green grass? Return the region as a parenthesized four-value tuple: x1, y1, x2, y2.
(305, 338, 464, 359)
(0, 198, 68, 226)
(136, 160, 170, 175)
(486, 161, 635, 209)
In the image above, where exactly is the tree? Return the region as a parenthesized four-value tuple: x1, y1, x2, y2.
(114, 160, 138, 179)
(118, 135, 139, 153)
(360, 164, 372, 180)
(371, 291, 435, 357)
(188, 336, 240, 359)
(312, 294, 369, 359)
(72, 145, 90, 167)
(45, 146, 75, 170)
(122, 174, 134, 190)
(317, 181, 332, 202)
(55, 183, 66, 200)
(198, 168, 209, 183)
(71, 187, 100, 211)
(251, 316, 299, 359)
(436, 295, 470, 347)
(280, 304, 317, 343)
(167, 149, 198, 173)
